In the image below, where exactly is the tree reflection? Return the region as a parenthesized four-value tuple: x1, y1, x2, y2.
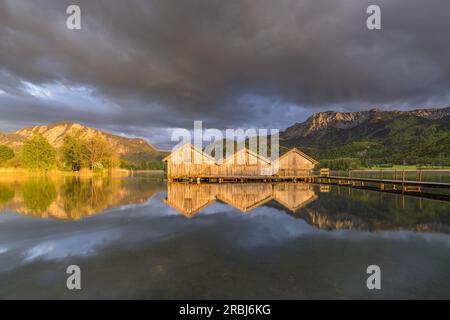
(22, 178, 57, 214)
(61, 177, 114, 219)
(0, 184, 15, 205)
(0, 175, 163, 220)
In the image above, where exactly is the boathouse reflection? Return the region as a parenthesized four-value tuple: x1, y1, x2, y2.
(164, 182, 317, 217)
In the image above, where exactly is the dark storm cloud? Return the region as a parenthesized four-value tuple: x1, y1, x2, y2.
(1, 0, 450, 145)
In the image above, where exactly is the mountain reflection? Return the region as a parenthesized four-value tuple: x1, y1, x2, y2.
(0, 175, 162, 220)
(1, 176, 449, 234)
(165, 182, 450, 234)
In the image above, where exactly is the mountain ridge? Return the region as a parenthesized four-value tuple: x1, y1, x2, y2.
(0, 122, 168, 164)
(1, 106, 449, 167)
(280, 106, 450, 165)
(281, 107, 450, 140)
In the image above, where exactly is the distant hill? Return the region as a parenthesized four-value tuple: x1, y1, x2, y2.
(0, 122, 168, 165)
(280, 107, 450, 165)
(2, 107, 449, 168)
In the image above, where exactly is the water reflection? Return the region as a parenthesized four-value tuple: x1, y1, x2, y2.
(163, 182, 450, 234)
(1, 176, 450, 299)
(1, 176, 450, 234)
(164, 182, 317, 217)
(0, 176, 162, 220)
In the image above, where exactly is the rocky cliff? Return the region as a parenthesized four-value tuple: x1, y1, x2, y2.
(0, 122, 168, 163)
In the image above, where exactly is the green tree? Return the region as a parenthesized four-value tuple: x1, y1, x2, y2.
(0, 145, 14, 165)
(21, 134, 56, 170)
(84, 134, 113, 170)
(61, 133, 87, 171)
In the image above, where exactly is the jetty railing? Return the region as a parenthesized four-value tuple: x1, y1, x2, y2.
(314, 169, 450, 201)
(316, 169, 450, 183)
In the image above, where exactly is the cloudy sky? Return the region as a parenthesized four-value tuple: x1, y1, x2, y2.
(1, 0, 449, 148)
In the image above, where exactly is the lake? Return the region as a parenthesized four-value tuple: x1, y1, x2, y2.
(1, 174, 450, 299)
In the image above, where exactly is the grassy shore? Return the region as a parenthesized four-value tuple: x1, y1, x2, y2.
(367, 165, 450, 170)
(0, 167, 131, 178)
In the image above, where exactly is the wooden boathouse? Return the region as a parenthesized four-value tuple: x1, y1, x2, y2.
(219, 147, 273, 177)
(163, 143, 318, 181)
(162, 143, 218, 180)
(272, 148, 318, 178)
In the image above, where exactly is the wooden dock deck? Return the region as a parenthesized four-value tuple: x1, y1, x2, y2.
(170, 175, 450, 187)
(315, 175, 450, 202)
(167, 174, 450, 202)
(318, 176, 450, 189)
(169, 175, 316, 183)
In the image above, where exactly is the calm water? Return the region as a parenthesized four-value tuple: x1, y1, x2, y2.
(1, 174, 450, 299)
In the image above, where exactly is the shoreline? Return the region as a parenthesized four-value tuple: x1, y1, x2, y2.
(0, 168, 131, 177)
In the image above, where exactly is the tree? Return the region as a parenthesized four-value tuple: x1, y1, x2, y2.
(21, 134, 56, 170)
(84, 134, 112, 170)
(0, 145, 14, 165)
(104, 154, 121, 170)
(61, 133, 87, 171)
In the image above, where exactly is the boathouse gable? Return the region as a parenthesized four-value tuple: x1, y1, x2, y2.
(163, 144, 218, 179)
(163, 145, 318, 180)
(272, 148, 318, 177)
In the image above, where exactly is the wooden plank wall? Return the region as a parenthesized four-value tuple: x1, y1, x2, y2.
(165, 145, 316, 179)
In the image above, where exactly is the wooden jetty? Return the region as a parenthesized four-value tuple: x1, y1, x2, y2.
(163, 144, 318, 181)
(315, 174, 450, 201)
